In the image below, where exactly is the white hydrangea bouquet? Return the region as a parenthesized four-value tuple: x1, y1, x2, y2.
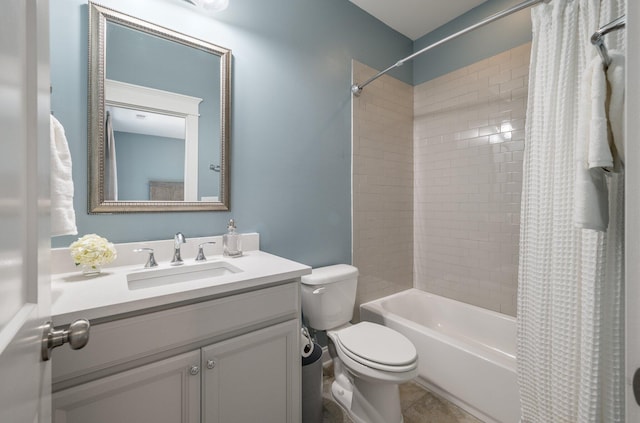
(69, 234, 117, 276)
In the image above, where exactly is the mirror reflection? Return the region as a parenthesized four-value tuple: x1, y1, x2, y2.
(88, 2, 231, 212)
(106, 106, 187, 202)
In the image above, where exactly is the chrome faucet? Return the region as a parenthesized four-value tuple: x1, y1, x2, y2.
(171, 232, 187, 266)
(195, 241, 216, 262)
(134, 247, 158, 268)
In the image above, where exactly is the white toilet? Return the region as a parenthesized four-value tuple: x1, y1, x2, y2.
(301, 264, 418, 423)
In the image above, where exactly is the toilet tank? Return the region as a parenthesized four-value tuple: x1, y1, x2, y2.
(300, 264, 358, 331)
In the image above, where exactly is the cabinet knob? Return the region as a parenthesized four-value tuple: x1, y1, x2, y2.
(41, 319, 91, 361)
(206, 359, 216, 369)
(189, 365, 200, 376)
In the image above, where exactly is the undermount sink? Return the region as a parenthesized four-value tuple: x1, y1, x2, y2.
(127, 260, 242, 290)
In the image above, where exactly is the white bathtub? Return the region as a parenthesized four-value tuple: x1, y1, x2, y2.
(360, 288, 520, 423)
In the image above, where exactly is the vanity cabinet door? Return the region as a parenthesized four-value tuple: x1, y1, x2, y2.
(202, 319, 301, 423)
(53, 350, 200, 423)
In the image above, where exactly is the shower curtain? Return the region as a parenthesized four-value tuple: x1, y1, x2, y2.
(105, 111, 118, 201)
(517, 1, 625, 422)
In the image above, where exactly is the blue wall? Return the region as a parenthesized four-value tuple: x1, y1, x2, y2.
(114, 131, 185, 201)
(49, 0, 412, 268)
(412, 0, 533, 85)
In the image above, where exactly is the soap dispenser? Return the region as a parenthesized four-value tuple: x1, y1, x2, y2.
(223, 219, 242, 257)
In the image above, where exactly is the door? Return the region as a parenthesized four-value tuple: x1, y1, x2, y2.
(52, 350, 201, 423)
(0, 1, 52, 422)
(201, 320, 301, 423)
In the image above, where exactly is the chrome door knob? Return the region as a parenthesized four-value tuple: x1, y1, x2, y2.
(41, 319, 91, 361)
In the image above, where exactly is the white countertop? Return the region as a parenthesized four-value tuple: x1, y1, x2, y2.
(51, 247, 311, 326)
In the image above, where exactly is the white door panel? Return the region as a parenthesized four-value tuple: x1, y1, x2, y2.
(0, 0, 52, 422)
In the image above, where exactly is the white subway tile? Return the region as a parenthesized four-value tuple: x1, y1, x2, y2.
(355, 43, 530, 317)
(353, 60, 414, 315)
(413, 43, 530, 316)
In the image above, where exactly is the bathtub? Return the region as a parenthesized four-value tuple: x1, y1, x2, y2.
(360, 288, 520, 423)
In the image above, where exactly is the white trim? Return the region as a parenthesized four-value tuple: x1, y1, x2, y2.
(105, 79, 203, 201)
(105, 79, 202, 116)
(184, 115, 199, 201)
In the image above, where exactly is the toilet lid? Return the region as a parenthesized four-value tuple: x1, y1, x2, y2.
(335, 322, 417, 367)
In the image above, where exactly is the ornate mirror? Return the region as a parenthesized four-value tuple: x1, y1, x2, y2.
(88, 2, 231, 212)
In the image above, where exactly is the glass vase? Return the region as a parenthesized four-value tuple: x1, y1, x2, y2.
(81, 264, 102, 277)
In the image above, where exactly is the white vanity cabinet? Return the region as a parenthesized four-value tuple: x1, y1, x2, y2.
(51, 282, 301, 423)
(201, 320, 299, 423)
(53, 350, 202, 423)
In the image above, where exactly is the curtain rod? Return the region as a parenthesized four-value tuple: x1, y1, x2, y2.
(351, 0, 549, 96)
(591, 14, 626, 67)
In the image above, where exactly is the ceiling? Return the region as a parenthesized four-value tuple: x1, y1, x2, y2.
(107, 105, 185, 140)
(349, 0, 488, 41)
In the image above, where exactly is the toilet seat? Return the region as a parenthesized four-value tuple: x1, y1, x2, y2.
(334, 322, 417, 373)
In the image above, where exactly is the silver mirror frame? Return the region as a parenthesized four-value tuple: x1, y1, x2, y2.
(88, 2, 231, 213)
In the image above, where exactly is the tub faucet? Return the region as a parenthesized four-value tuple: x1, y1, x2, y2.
(171, 232, 187, 266)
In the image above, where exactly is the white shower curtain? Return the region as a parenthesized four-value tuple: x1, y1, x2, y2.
(105, 110, 118, 201)
(517, 1, 625, 422)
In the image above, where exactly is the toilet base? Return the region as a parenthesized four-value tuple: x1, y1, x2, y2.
(330, 361, 404, 423)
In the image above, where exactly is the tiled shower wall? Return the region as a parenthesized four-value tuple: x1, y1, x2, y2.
(414, 43, 530, 316)
(352, 61, 413, 320)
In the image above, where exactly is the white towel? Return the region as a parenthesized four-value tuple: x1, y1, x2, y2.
(574, 163, 608, 231)
(586, 57, 613, 169)
(574, 52, 625, 232)
(607, 51, 625, 166)
(50, 115, 78, 237)
(574, 56, 609, 231)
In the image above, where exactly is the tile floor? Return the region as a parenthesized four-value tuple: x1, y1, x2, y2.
(321, 364, 483, 423)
